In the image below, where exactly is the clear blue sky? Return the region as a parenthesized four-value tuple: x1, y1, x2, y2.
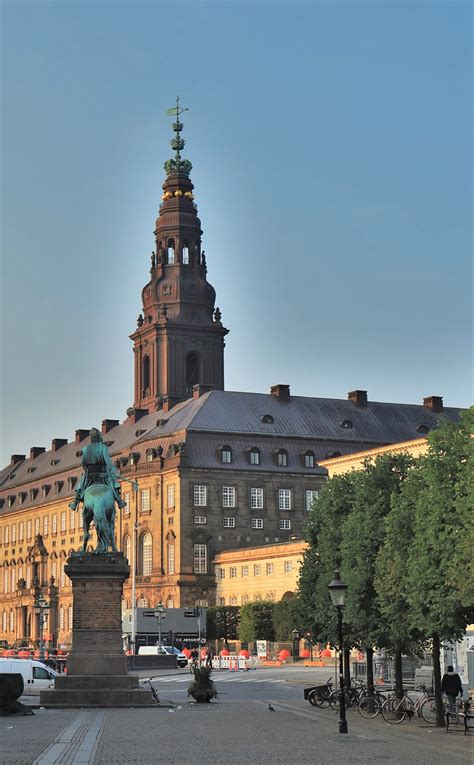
(1, 1, 472, 466)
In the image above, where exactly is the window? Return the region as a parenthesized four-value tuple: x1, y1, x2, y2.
(167, 239, 175, 264)
(250, 488, 263, 509)
(42, 485, 49, 498)
(43, 516, 49, 537)
(186, 352, 200, 389)
(11, 568, 16, 592)
(284, 561, 293, 573)
(230, 595, 238, 606)
(216, 567, 225, 580)
(18, 523, 24, 542)
(182, 245, 189, 264)
(4, 570, 8, 593)
(193, 544, 207, 574)
(277, 450, 288, 467)
(266, 563, 274, 575)
(218, 597, 226, 606)
(11, 525, 16, 544)
(167, 597, 175, 608)
(304, 452, 315, 468)
(193, 485, 207, 507)
(124, 534, 131, 563)
(222, 486, 236, 508)
(4, 526, 9, 544)
(34, 518, 40, 536)
(51, 561, 57, 581)
(59, 607, 65, 630)
(195, 599, 208, 607)
(2, 611, 6, 631)
(251, 518, 264, 529)
(27, 520, 32, 539)
(249, 447, 260, 465)
(52, 514, 58, 534)
(142, 355, 150, 392)
(242, 565, 249, 577)
(254, 564, 261, 576)
(278, 489, 292, 510)
(305, 489, 319, 512)
(70, 510, 76, 531)
(221, 447, 232, 464)
(194, 515, 207, 525)
(141, 532, 152, 575)
(9, 610, 14, 632)
(223, 517, 235, 528)
(167, 543, 175, 574)
(124, 493, 130, 516)
(7, 496, 15, 509)
(60, 564, 66, 587)
(146, 450, 154, 463)
(69, 605, 73, 628)
(230, 566, 237, 578)
(280, 519, 291, 530)
(26, 566, 31, 588)
(242, 594, 249, 605)
(167, 484, 175, 508)
(67, 476, 77, 491)
(141, 489, 151, 513)
(61, 511, 67, 532)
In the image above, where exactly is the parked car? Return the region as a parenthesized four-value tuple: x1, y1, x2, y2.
(162, 646, 188, 668)
(137, 645, 188, 668)
(0, 658, 57, 696)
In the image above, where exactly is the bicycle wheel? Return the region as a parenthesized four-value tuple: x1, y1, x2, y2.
(308, 690, 318, 707)
(382, 697, 406, 724)
(420, 697, 437, 725)
(328, 690, 342, 711)
(358, 694, 381, 719)
(310, 689, 331, 708)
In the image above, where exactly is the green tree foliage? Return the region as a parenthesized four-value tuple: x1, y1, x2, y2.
(273, 597, 303, 641)
(206, 606, 240, 644)
(406, 408, 474, 724)
(239, 601, 275, 642)
(298, 473, 357, 646)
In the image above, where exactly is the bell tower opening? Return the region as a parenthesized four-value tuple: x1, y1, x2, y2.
(142, 355, 150, 395)
(186, 352, 200, 391)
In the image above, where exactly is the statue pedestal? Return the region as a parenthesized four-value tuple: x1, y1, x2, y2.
(40, 553, 154, 707)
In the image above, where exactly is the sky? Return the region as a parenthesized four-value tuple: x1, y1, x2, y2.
(0, 0, 472, 466)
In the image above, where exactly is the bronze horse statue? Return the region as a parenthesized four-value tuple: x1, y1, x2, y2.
(82, 484, 118, 554)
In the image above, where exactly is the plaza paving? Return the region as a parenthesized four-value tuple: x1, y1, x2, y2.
(1, 667, 471, 765)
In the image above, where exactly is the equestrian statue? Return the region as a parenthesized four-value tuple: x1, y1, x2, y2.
(69, 428, 126, 554)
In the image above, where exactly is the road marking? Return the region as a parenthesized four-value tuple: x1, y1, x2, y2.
(32, 710, 106, 765)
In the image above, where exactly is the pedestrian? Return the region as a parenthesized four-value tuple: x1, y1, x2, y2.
(441, 665, 463, 718)
(205, 648, 212, 668)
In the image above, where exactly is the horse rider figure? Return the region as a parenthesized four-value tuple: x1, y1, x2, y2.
(69, 428, 126, 512)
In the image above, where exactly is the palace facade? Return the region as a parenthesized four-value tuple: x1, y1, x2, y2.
(0, 116, 461, 648)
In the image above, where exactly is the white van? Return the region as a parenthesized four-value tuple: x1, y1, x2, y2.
(0, 658, 58, 696)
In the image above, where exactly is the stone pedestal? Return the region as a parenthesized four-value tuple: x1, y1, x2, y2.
(41, 553, 154, 707)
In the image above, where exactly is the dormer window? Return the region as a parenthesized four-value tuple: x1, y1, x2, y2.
(146, 449, 155, 463)
(129, 452, 140, 466)
(416, 424, 430, 434)
(260, 414, 274, 424)
(339, 420, 353, 429)
(19, 492, 27, 505)
(303, 451, 315, 468)
(41, 485, 50, 498)
(50, 459, 60, 466)
(54, 481, 63, 495)
(27, 467, 37, 474)
(76, 450, 83, 457)
(275, 449, 288, 467)
(249, 447, 261, 466)
(221, 446, 232, 464)
(29, 489, 38, 501)
(67, 477, 77, 491)
(7, 496, 15, 508)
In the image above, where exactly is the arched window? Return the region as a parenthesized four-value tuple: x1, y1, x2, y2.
(186, 352, 200, 390)
(68, 604, 73, 628)
(167, 543, 175, 574)
(167, 238, 175, 264)
(249, 447, 261, 466)
(124, 534, 131, 563)
(1, 610, 6, 631)
(140, 532, 153, 575)
(276, 449, 288, 467)
(9, 609, 14, 632)
(167, 597, 174, 608)
(142, 355, 150, 393)
(59, 606, 64, 630)
(195, 599, 208, 607)
(303, 450, 315, 468)
(182, 244, 190, 264)
(137, 595, 148, 607)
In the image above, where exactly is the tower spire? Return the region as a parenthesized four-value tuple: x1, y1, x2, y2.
(164, 97, 192, 176)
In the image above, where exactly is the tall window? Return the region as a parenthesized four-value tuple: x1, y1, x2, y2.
(167, 543, 175, 575)
(1, 611, 6, 631)
(182, 245, 189, 264)
(216, 567, 225, 579)
(11, 568, 16, 592)
(141, 532, 153, 575)
(221, 446, 232, 464)
(43, 516, 49, 537)
(266, 563, 274, 575)
(284, 561, 293, 573)
(26, 566, 31, 588)
(11, 525, 16, 544)
(186, 352, 200, 390)
(141, 489, 151, 513)
(193, 485, 207, 506)
(167, 484, 175, 508)
(305, 490, 319, 512)
(61, 511, 67, 532)
(250, 488, 263, 509)
(230, 595, 238, 606)
(142, 355, 150, 392)
(167, 597, 175, 608)
(4, 570, 8, 594)
(70, 510, 76, 531)
(277, 450, 288, 467)
(52, 514, 57, 534)
(230, 567, 237, 578)
(124, 493, 130, 516)
(222, 486, 236, 508)
(304, 451, 315, 468)
(278, 489, 292, 510)
(9, 610, 14, 632)
(254, 564, 261, 576)
(4, 526, 9, 544)
(27, 520, 32, 539)
(124, 534, 131, 563)
(69, 605, 73, 628)
(242, 565, 249, 577)
(193, 544, 207, 574)
(60, 564, 66, 587)
(167, 238, 175, 264)
(59, 607, 64, 630)
(249, 447, 260, 465)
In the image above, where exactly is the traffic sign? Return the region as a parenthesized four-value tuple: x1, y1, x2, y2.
(200, 638, 206, 644)
(143, 610, 156, 617)
(184, 610, 195, 617)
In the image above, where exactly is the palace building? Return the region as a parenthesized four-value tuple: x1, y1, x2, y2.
(0, 116, 461, 649)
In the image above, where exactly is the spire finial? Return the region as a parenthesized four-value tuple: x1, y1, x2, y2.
(164, 97, 192, 176)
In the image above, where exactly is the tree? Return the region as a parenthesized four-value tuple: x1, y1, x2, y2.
(406, 408, 474, 725)
(239, 602, 275, 642)
(206, 606, 240, 647)
(341, 453, 415, 695)
(273, 597, 303, 642)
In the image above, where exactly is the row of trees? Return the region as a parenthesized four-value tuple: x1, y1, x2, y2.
(206, 598, 302, 645)
(298, 409, 473, 726)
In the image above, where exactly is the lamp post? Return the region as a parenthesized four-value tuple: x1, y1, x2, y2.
(291, 628, 300, 658)
(119, 477, 139, 654)
(33, 595, 50, 663)
(155, 602, 166, 650)
(328, 569, 349, 734)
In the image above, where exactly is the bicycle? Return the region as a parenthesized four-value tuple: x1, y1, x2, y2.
(139, 676, 160, 705)
(189, 656, 199, 674)
(381, 685, 435, 724)
(328, 679, 366, 711)
(358, 688, 388, 718)
(306, 677, 333, 708)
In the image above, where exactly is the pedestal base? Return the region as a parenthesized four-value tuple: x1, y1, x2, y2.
(40, 674, 155, 708)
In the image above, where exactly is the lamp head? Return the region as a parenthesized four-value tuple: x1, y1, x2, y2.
(328, 569, 348, 608)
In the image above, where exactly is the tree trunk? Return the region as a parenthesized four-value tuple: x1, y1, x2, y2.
(344, 648, 351, 688)
(394, 650, 404, 699)
(366, 646, 374, 695)
(432, 632, 445, 728)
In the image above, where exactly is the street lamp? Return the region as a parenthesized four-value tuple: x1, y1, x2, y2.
(291, 628, 300, 658)
(33, 595, 50, 663)
(328, 570, 349, 734)
(155, 603, 166, 650)
(118, 477, 139, 653)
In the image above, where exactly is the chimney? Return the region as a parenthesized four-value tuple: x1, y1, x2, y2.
(51, 438, 68, 452)
(30, 446, 46, 460)
(75, 429, 90, 444)
(270, 384, 290, 402)
(101, 419, 120, 434)
(162, 397, 180, 413)
(126, 407, 148, 423)
(348, 390, 368, 407)
(423, 396, 443, 413)
(10, 454, 25, 465)
(193, 384, 214, 399)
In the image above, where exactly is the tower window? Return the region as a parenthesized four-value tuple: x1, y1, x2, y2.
(167, 239, 175, 264)
(186, 352, 200, 390)
(142, 355, 150, 393)
(182, 245, 190, 264)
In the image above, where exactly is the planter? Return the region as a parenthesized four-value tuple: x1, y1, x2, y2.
(188, 688, 217, 703)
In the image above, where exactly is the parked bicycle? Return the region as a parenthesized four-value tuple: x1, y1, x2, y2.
(328, 679, 366, 711)
(306, 677, 333, 708)
(139, 676, 160, 705)
(358, 688, 388, 718)
(381, 685, 435, 724)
